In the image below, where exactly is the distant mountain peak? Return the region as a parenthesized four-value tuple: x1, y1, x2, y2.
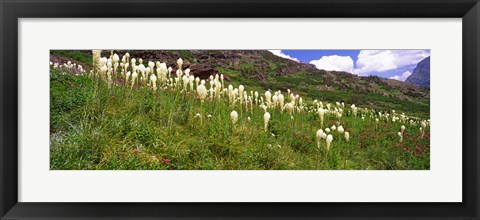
(406, 56, 430, 87)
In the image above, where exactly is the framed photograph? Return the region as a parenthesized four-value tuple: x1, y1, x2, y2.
(1, 0, 479, 219)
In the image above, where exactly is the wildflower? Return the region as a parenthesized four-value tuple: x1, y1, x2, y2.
(148, 61, 155, 72)
(168, 67, 173, 78)
(337, 125, 344, 134)
(138, 64, 146, 78)
(331, 125, 336, 131)
(149, 74, 157, 92)
(247, 117, 251, 122)
(351, 105, 358, 117)
(260, 104, 268, 112)
(133, 149, 140, 153)
(316, 129, 325, 149)
(398, 132, 403, 142)
(345, 132, 350, 142)
(278, 94, 284, 108)
(420, 121, 427, 138)
(239, 85, 244, 104)
(195, 113, 201, 118)
(177, 58, 183, 69)
(401, 125, 405, 134)
(164, 159, 171, 163)
(189, 75, 195, 91)
(113, 53, 120, 63)
(131, 72, 138, 87)
(286, 102, 295, 115)
(272, 95, 278, 107)
(100, 65, 108, 74)
(207, 114, 212, 118)
(318, 108, 325, 127)
(230, 110, 238, 125)
(325, 128, 331, 133)
(197, 84, 207, 102)
(264, 112, 271, 132)
(265, 91, 272, 107)
(326, 134, 333, 151)
(182, 75, 189, 91)
(92, 50, 102, 72)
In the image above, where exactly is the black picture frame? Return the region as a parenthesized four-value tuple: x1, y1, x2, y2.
(1, 0, 479, 219)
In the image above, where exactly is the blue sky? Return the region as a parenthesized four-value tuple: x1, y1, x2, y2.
(268, 50, 430, 81)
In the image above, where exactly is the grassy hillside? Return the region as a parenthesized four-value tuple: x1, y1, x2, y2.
(49, 50, 430, 170)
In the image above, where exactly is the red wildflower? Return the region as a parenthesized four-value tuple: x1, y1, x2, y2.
(133, 149, 140, 153)
(164, 159, 171, 163)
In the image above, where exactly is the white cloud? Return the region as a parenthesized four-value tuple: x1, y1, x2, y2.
(353, 50, 430, 76)
(389, 71, 412, 81)
(309, 55, 354, 73)
(268, 50, 300, 62)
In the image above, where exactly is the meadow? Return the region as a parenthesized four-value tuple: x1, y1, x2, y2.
(50, 50, 430, 170)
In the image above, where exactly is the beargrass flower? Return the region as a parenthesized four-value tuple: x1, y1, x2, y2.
(131, 71, 138, 87)
(286, 102, 294, 115)
(398, 132, 403, 142)
(100, 65, 108, 73)
(230, 110, 238, 125)
(318, 108, 325, 127)
(150, 74, 157, 91)
(337, 125, 344, 134)
(177, 58, 183, 69)
(316, 129, 325, 149)
(326, 134, 333, 151)
(420, 121, 427, 138)
(113, 53, 120, 63)
(265, 91, 272, 107)
(197, 84, 207, 102)
(264, 112, 271, 132)
(345, 132, 350, 142)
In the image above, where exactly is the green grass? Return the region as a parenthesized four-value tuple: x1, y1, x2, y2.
(51, 50, 93, 65)
(50, 68, 430, 170)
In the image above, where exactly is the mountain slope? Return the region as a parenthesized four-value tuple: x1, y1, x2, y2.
(406, 56, 430, 87)
(51, 50, 430, 117)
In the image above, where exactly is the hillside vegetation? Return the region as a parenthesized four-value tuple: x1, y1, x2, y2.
(50, 50, 430, 170)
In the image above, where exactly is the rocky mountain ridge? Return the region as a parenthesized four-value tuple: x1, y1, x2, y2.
(406, 56, 430, 87)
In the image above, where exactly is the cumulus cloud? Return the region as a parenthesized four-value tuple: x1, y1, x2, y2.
(268, 50, 300, 62)
(389, 71, 412, 81)
(309, 55, 354, 73)
(353, 50, 430, 76)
